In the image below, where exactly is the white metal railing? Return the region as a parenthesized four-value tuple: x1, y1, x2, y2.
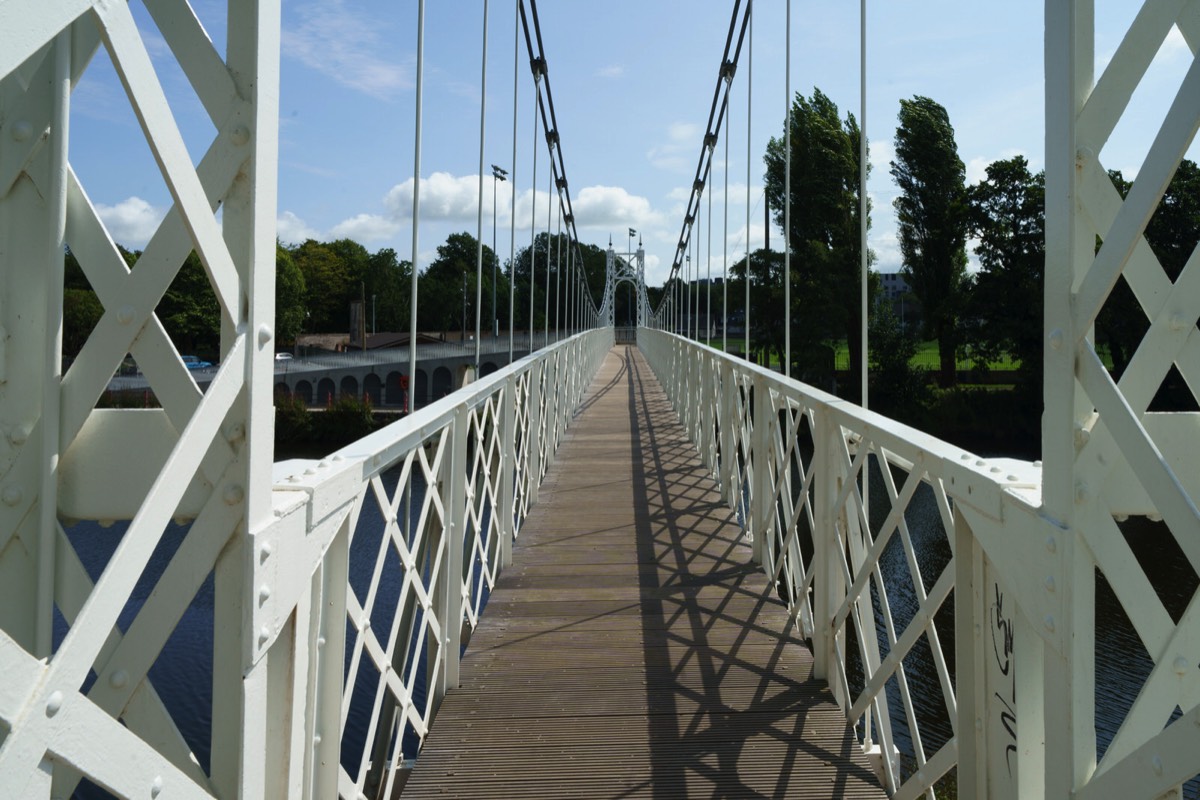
(638, 328, 1200, 799)
(267, 328, 611, 798)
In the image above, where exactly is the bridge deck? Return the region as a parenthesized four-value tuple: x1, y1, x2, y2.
(402, 346, 886, 799)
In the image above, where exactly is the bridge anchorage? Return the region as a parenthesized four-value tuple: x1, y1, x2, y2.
(2, 0, 1200, 799)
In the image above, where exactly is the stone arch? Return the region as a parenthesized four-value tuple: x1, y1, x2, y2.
(480, 361, 499, 377)
(317, 378, 336, 405)
(339, 375, 358, 399)
(385, 371, 405, 406)
(274, 382, 291, 399)
(415, 369, 428, 407)
(294, 380, 313, 405)
(432, 366, 453, 400)
(363, 373, 382, 405)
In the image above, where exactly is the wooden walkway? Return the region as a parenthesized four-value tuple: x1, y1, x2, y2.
(403, 347, 886, 799)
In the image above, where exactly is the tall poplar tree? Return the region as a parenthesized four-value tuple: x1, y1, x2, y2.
(764, 88, 870, 400)
(891, 96, 968, 386)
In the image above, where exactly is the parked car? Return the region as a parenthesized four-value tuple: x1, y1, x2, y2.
(182, 355, 213, 370)
(274, 352, 293, 361)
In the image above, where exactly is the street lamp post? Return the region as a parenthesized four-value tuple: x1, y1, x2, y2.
(491, 164, 507, 338)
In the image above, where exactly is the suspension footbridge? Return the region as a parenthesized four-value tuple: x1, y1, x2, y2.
(3, 1, 1200, 799)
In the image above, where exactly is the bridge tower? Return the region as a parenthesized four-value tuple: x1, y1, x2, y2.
(601, 240, 648, 327)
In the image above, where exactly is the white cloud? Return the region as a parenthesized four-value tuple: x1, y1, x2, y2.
(95, 197, 166, 248)
(384, 172, 488, 222)
(572, 185, 665, 230)
(283, 1, 411, 99)
(597, 64, 625, 79)
(330, 213, 402, 243)
(647, 121, 703, 173)
(276, 210, 321, 244)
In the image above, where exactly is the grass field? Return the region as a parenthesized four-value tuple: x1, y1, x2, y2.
(697, 337, 1019, 372)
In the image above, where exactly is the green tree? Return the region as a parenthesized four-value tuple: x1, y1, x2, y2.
(156, 250, 222, 357)
(362, 248, 413, 333)
(764, 88, 872, 399)
(965, 156, 1045, 393)
(420, 232, 497, 335)
(290, 239, 352, 332)
(891, 95, 968, 387)
(275, 242, 307, 345)
(509, 234, 605, 332)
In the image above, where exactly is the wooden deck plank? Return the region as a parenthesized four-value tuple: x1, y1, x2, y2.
(402, 346, 886, 799)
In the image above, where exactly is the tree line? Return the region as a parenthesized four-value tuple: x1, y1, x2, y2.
(726, 87, 1200, 441)
(63, 229, 638, 361)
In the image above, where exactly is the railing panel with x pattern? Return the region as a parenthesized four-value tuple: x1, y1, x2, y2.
(639, 328, 1200, 800)
(268, 329, 610, 799)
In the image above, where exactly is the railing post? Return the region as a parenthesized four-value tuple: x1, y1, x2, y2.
(499, 374, 517, 569)
(700, 350, 715, 475)
(955, 507, 987, 797)
(437, 403, 468, 702)
(719, 359, 738, 509)
(811, 402, 844, 704)
(528, 359, 544, 504)
(751, 372, 773, 567)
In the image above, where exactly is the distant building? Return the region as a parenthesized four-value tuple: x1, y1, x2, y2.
(877, 270, 921, 330)
(879, 271, 910, 302)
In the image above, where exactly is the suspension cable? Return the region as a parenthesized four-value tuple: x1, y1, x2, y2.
(784, 0, 791, 377)
(528, 71, 538, 352)
(507, 0, 518, 362)
(474, 0, 490, 367)
(406, 0, 426, 414)
(745, 0, 752, 359)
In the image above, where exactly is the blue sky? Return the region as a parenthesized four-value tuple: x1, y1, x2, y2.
(67, 0, 1197, 288)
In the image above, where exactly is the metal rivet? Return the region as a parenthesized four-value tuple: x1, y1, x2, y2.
(1174, 657, 1188, 675)
(1044, 615, 1056, 632)
(1152, 755, 1163, 776)
(975, 717, 983, 731)
(259, 584, 271, 605)
(1007, 474, 1019, 482)
(260, 542, 272, 563)
(990, 466, 1001, 474)
(259, 626, 271, 645)
(1049, 329, 1064, 350)
(45, 691, 63, 716)
(975, 459, 986, 467)
(258, 323, 273, 346)
(223, 484, 245, 505)
(1076, 146, 1095, 166)
(2, 486, 23, 506)
(960, 453, 970, 461)
(230, 124, 250, 146)
(1170, 314, 1187, 332)
(151, 776, 163, 798)
(117, 305, 136, 325)
(1074, 425, 1090, 448)
(1075, 481, 1089, 504)
(317, 636, 326, 648)
(1149, 512, 1163, 523)
(1045, 576, 1056, 594)
(12, 120, 33, 141)
(314, 734, 322, 745)
(109, 669, 128, 689)
(9, 425, 30, 446)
